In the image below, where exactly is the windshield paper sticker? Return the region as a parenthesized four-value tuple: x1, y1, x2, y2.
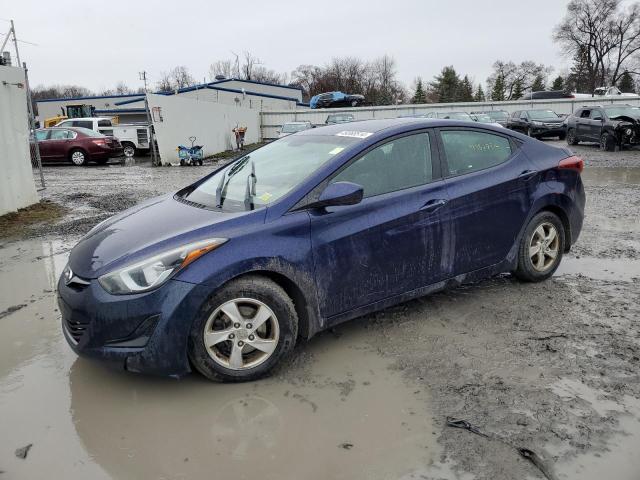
(336, 131, 372, 139)
(328, 147, 345, 155)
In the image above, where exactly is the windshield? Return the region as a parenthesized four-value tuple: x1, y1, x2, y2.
(484, 111, 508, 121)
(184, 135, 360, 212)
(473, 114, 493, 123)
(528, 110, 559, 120)
(281, 123, 309, 133)
(438, 112, 472, 120)
(604, 106, 640, 119)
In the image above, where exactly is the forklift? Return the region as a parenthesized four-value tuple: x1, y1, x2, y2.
(43, 104, 97, 128)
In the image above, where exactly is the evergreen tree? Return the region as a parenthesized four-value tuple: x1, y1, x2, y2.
(474, 84, 486, 102)
(412, 77, 427, 104)
(457, 75, 474, 102)
(531, 75, 546, 92)
(512, 79, 524, 100)
(618, 72, 636, 93)
(491, 74, 505, 101)
(551, 75, 565, 91)
(430, 66, 460, 103)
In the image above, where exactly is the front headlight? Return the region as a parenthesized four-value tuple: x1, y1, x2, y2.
(98, 238, 227, 294)
(532, 121, 543, 126)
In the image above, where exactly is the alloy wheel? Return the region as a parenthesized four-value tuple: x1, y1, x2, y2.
(71, 151, 86, 166)
(529, 222, 559, 272)
(203, 298, 280, 370)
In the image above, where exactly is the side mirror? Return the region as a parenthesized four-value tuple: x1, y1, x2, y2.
(522, 117, 529, 122)
(309, 181, 363, 209)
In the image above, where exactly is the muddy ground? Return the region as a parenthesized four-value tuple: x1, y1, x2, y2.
(0, 141, 639, 479)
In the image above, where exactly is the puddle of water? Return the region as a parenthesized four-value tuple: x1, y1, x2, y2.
(581, 167, 640, 186)
(0, 239, 442, 480)
(555, 256, 640, 282)
(550, 378, 640, 480)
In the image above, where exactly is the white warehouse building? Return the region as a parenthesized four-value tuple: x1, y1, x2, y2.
(36, 78, 306, 125)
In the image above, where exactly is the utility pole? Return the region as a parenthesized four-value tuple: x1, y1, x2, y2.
(140, 70, 160, 166)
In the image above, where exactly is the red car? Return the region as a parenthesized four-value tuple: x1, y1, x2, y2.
(33, 127, 124, 166)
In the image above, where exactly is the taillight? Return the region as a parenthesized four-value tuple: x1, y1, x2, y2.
(558, 155, 584, 173)
(92, 139, 106, 147)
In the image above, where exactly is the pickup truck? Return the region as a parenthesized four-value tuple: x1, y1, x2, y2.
(54, 117, 150, 157)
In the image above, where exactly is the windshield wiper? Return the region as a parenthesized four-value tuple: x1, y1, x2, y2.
(243, 160, 257, 211)
(215, 156, 250, 209)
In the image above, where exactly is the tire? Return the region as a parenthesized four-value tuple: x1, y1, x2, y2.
(566, 128, 579, 145)
(69, 149, 87, 166)
(600, 132, 616, 152)
(351, 100, 358, 107)
(526, 127, 535, 138)
(198, 159, 203, 166)
(122, 143, 136, 158)
(180, 159, 185, 166)
(514, 211, 565, 282)
(188, 276, 298, 382)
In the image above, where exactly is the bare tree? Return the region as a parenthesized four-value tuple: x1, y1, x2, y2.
(156, 66, 196, 92)
(486, 60, 552, 100)
(554, 0, 640, 91)
(208, 60, 234, 80)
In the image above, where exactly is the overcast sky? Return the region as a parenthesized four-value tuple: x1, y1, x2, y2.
(4, 0, 571, 93)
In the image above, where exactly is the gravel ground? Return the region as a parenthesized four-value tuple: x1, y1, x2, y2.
(1, 142, 639, 480)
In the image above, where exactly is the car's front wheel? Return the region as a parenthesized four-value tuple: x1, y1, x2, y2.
(566, 128, 579, 145)
(189, 276, 298, 382)
(514, 211, 565, 282)
(600, 132, 616, 152)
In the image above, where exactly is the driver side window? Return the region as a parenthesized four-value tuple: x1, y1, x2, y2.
(331, 133, 433, 198)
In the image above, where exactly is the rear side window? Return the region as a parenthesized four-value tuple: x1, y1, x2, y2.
(35, 130, 48, 141)
(332, 132, 433, 198)
(72, 120, 93, 129)
(440, 130, 512, 176)
(49, 129, 75, 140)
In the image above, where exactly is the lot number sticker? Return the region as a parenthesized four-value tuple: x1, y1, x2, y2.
(336, 131, 372, 139)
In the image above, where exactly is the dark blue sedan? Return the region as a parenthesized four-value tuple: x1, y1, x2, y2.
(58, 119, 585, 381)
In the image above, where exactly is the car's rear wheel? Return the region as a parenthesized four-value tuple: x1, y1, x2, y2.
(351, 100, 358, 107)
(600, 132, 616, 152)
(514, 211, 565, 282)
(189, 276, 298, 382)
(122, 143, 136, 158)
(69, 149, 87, 166)
(566, 128, 579, 145)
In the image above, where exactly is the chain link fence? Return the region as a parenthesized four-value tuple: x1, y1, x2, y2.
(24, 63, 45, 190)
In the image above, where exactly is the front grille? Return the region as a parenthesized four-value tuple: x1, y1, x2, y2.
(64, 316, 89, 344)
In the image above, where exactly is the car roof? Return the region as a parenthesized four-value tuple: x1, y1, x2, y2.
(297, 117, 506, 136)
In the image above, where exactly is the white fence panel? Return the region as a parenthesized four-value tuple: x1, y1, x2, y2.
(0, 66, 39, 216)
(261, 96, 640, 139)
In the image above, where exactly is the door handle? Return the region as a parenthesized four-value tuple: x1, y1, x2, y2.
(420, 198, 448, 213)
(518, 169, 538, 180)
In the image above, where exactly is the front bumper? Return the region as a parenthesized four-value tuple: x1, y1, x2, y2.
(531, 125, 565, 136)
(58, 275, 210, 377)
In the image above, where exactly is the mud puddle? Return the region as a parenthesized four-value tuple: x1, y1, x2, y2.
(0, 239, 441, 480)
(581, 166, 640, 185)
(550, 378, 640, 480)
(556, 256, 640, 281)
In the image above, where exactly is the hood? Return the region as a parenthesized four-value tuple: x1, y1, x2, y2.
(68, 194, 259, 279)
(610, 115, 638, 124)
